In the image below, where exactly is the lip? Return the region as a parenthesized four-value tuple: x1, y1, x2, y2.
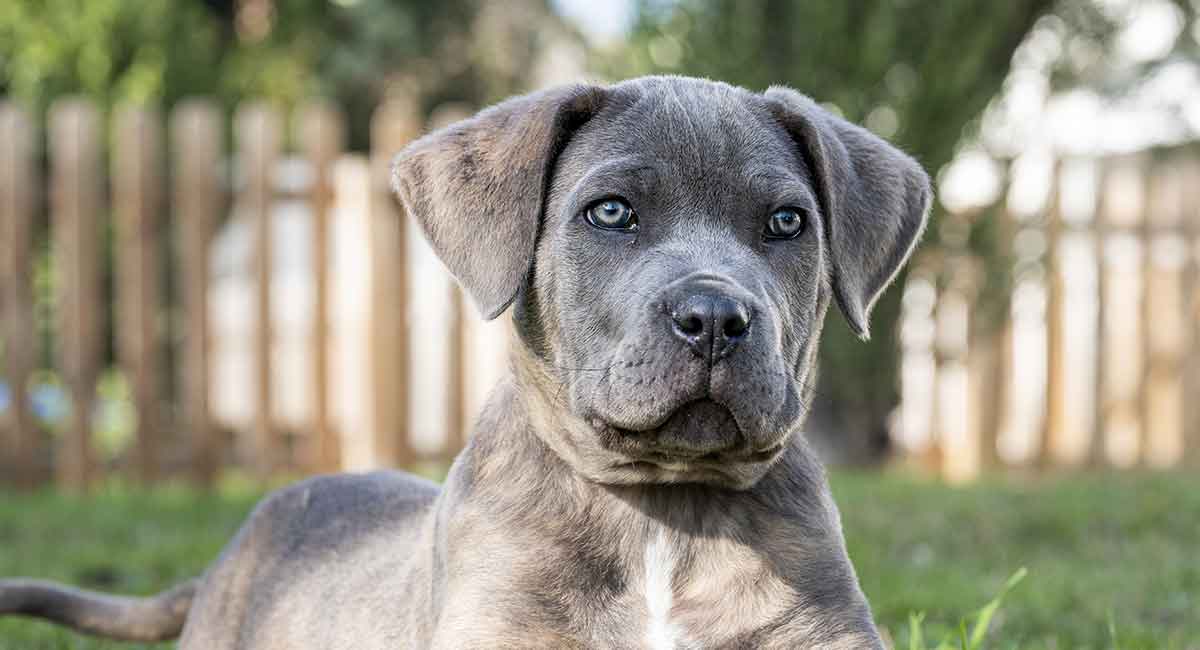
(596, 397, 740, 435)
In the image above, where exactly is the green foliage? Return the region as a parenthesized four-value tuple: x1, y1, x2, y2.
(0, 0, 568, 149)
(0, 481, 261, 649)
(837, 471, 1200, 647)
(907, 567, 1027, 650)
(611, 1, 1052, 169)
(0, 0, 224, 114)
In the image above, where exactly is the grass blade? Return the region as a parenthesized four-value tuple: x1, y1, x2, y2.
(909, 612, 926, 650)
(968, 567, 1028, 648)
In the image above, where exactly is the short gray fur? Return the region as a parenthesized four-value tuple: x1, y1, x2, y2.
(0, 75, 930, 649)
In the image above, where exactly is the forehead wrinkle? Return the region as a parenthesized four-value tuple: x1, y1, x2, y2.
(567, 156, 659, 195)
(663, 82, 704, 165)
(630, 83, 749, 173)
(742, 166, 818, 207)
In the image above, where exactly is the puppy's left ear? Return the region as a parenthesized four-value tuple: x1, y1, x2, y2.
(391, 84, 607, 319)
(764, 87, 932, 340)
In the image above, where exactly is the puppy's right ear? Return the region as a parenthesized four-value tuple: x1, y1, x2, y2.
(391, 84, 607, 320)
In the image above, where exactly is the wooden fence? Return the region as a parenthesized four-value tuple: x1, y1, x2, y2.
(4, 96, 1198, 489)
(895, 148, 1200, 482)
(0, 96, 513, 490)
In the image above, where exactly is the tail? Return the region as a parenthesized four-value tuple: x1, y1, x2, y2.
(0, 578, 197, 641)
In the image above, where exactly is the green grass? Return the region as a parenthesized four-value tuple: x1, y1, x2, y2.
(837, 471, 1200, 649)
(1, 471, 1197, 648)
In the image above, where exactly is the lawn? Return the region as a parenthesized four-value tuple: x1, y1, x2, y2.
(0, 471, 1197, 649)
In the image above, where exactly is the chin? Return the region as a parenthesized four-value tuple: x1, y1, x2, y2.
(584, 400, 792, 490)
(603, 455, 785, 491)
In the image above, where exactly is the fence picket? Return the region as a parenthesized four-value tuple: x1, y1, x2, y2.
(1177, 158, 1200, 466)
(369, 99, 421, 468)
(299, 101, 344, 473)
(1099, 157, 1145, 468)
(0, 103, 40, 487)
(172, 100, 222, 484)
(113, 105, 165, 482)
(236, 103, 283, 478)
(49, 99, 104, 491)
(1142, 163, 1187, 467)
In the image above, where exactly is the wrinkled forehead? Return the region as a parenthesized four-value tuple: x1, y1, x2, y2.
(556, 80, 807, 191)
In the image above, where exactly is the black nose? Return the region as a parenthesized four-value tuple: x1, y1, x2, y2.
(670, 293, 752, 361)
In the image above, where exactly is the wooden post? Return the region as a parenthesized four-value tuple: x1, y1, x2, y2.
(1089, 160, 1111, 469)
(0, 103, 41, 487)
(895, 266, 939, 465)
(369, 99, 420, 468)
(936, 255, 980, 483)
(1098, 156, 1145, 468)
(299, 101, 344, 473)
(113, 105, 164, 483)
(1044, 159, 1100, 467)
(1180, 158, 1200, 466)
(236, 103, 282, 478)
(172, 100, 222, 485)
(49, 99, 104, 491)
(1142, 163, 1188, 468)
(977, 199, 1017, 471)
(972, 325, 1006, 472)
(1041, 160, 1068, 468)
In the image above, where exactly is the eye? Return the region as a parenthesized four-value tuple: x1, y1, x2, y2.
(585, 198, 638, 231)
(764, 207, 808, 240)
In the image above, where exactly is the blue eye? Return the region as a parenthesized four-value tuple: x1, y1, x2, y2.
(585, 198, 638, 231)
(764, 207, 807, 239)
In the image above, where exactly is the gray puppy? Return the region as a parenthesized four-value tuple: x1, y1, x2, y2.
(0, 76, 929, 649)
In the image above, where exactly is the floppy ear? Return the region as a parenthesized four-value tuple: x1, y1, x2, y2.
(391, 84, 607, 319)
(764, 87, 932, 340)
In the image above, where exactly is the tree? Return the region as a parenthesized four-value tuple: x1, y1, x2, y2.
(0, 0, 573, 149)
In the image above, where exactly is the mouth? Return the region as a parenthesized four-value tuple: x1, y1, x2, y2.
(591, 398, 786, 472)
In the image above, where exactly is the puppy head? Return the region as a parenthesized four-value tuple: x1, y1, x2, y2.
(392, 77, 930, 489)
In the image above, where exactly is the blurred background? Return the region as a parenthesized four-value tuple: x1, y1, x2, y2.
(1, 1, 1199, 646)
(2, 0, 1199, 484)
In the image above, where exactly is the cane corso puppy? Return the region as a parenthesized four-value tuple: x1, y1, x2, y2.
(0, 75, 930, 648)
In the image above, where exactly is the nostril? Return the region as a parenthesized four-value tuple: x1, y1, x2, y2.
(673, 312, 704, 337)
(717, 299, 752, 340)
(722, 315, 749, 339)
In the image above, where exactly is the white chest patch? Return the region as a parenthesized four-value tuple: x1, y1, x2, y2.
(642, 531, 686, 650)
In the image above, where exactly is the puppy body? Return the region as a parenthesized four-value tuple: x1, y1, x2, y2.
(2, 76, 928, 648)
(181, 374, 877, 649)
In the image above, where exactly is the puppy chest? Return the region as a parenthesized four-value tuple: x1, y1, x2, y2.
(632, 533, 794, 649)
(510, 532, 793, 649)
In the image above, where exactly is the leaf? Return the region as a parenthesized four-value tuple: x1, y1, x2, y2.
(909, 611, 927, 650)
(968, 567, 1028, 649)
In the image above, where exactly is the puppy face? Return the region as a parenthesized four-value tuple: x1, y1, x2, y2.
(524, 80, 825, 487)
(393, 77, 930, 489)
